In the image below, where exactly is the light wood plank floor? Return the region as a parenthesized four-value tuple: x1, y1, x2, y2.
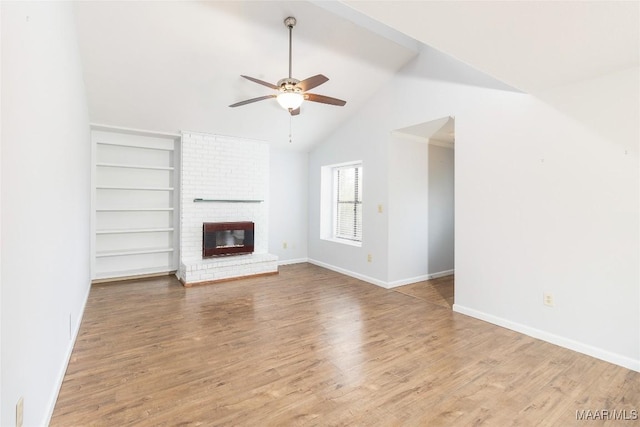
(51, 263, 639, 426)
(395, 275, 454, 309)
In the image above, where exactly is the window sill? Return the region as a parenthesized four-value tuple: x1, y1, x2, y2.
(321, 237, 362, 248)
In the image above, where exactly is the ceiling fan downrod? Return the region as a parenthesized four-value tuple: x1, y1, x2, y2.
(284, 16, 296, 79)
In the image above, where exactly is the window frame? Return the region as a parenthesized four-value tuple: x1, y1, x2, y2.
(318, 160, 363, 247)
(332, 163, 363, 243)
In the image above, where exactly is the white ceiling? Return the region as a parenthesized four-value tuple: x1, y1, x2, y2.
(75, 1, 639, 152)
(396, 116, 455, 144)
(344, 1, 640, 94)
(74, 1, 418, 151)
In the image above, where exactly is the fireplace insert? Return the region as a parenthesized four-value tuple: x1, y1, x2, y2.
(202, 222, 255, 258)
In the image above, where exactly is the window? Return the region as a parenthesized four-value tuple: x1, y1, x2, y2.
(333, 163, 363, 242)
(320, 161, 363, 246)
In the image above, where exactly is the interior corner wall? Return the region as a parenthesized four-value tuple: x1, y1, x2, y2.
(308, 44, 639, 370)
(427, 143, 454, 275)
(1, 2, 91, 426)
(269, 147, 309, 263)
(387, 135, 429, 285)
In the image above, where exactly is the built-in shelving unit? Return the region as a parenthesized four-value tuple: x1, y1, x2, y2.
(92, 127, 180, 281)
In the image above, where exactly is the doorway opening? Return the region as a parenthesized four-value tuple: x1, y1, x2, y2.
(392, 116, 455, 307)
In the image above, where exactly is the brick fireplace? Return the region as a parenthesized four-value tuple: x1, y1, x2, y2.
(177, 131, 278, 286)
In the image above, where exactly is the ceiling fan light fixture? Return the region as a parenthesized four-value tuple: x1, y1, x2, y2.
(229, 16, 346, 115)
(276, 92, 304, 110)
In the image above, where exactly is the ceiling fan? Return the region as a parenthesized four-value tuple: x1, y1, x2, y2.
(229, 16, 346, 116)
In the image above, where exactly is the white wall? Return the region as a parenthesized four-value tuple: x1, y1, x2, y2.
(1, 2, 91, 425)
(269, 147, 309, 264)
(387, 135, 429, 285)
(308, 111, 390, 286)
(454, 66, 639, 371)
(428, 143, 454, 275)
(308, 44, 639, 370)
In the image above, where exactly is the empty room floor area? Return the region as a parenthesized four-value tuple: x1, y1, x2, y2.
(51, 263, 639, 426)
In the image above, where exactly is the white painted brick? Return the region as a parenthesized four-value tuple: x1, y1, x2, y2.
(177, 132, 276, 284)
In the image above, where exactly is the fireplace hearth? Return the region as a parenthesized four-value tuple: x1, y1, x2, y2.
(203, 222, 255, 258)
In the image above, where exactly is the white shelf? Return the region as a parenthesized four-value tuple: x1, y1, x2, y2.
(93, 267, 176, 281)
(96, 228, 174, 235)
(96, 186, 174, 191)
(97, 208, 174, 212)
(91, 123, 180, 139)
(193, 198, 263, 203)
(96, 140, 174, 151)
(97, 163, 174, 171)
(96, 247, 174, 258)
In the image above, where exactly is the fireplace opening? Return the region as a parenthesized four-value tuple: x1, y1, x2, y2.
(203, 222, 255, 258)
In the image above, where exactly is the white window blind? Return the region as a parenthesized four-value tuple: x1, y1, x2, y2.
(334, 164, 362, 242)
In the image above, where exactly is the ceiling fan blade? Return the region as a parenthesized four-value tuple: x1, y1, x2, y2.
(304, 93, 346, 106)
(229, 94, 276, 108)
(289, 107, 300, 116)
(297, 74, 329, 92)
(241, 75, 278, 90)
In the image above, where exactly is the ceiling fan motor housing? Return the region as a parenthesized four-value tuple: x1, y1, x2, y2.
(277, 77, 302, 94)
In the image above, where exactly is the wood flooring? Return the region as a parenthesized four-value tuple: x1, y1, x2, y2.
(51, 263, 639, 426)
(394, 275, 454, 309)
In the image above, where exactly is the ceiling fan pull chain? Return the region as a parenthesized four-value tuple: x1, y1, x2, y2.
(289, 114, 293, 143)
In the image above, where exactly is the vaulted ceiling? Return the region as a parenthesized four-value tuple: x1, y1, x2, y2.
(346, 1, 639, 95)
(74, 1, 639, 151)
(74, 1, 418, 151)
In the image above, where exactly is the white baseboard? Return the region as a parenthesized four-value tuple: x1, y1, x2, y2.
(453, 304, 640, 373)
(278, 257, 309, 266)
(43, 280, 92, 426)
(307, 258, 389, 288)
(387, 274, 431, 288)
(307, 260, 455, 290)
(387, 269, 455, 288)
(430, 269, 454, 279)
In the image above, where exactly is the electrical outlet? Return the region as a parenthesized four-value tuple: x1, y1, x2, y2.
(367, 254, 372, 262)
(282, 242, 287, 249)
(16, 397, 24, 427)
(543, 292, 554, 307)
